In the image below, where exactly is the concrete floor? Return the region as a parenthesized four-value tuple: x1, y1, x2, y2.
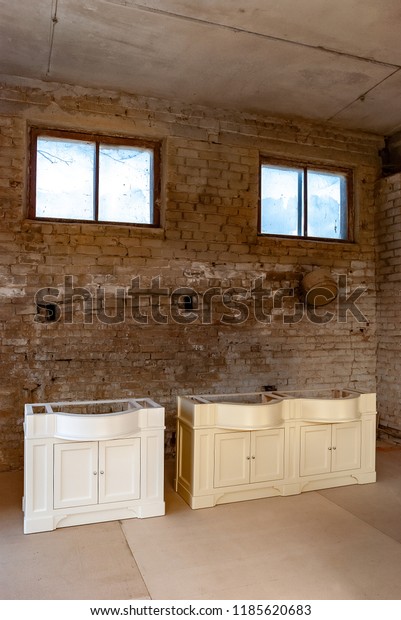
(1, 443, 401, 600)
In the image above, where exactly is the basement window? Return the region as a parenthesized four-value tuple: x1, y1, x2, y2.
(29, 128, 161, 226)
(259, 159, 353, 241)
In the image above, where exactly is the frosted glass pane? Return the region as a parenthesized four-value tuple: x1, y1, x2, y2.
(307, 171, 347, 239)
(261, 165, 303, 235)
(36, 138, 95, 219)
(98, 146, 153, 224)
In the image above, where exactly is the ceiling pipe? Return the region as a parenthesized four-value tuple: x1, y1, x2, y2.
(46, 0, 59, 77)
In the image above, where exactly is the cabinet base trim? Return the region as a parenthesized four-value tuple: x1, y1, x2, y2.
(300, 472, 376, 493)
(24, 502, 165, 533)
(178, 480, 283, 509)
(178, 472, 377, 511)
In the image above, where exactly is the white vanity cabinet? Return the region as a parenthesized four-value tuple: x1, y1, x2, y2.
(176, 389, 377, 509)
(24, 398, 165, 533)
(214, 429, 285, 488)
(300, 421, 361, 477)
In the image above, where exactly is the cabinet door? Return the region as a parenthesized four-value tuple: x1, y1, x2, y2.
(98, 438, 141, 503)
(251, 429, 285, 483)
(300, 425, 331, 477)
(214, 432, 250, 488)
(54, 442, 98, 509)
(331, 422, 361, 472)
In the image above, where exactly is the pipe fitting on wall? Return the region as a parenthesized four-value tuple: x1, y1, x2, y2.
(301, 268, 338, 307)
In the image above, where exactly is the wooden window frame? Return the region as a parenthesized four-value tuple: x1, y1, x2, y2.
(28, 127, 161, 227)
(259, 156, 354, 243)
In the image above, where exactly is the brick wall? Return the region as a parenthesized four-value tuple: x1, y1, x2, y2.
(376, 174, 401, 432)
(0, 77, 382, 470)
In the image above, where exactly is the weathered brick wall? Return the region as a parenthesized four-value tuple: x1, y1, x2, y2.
(376, 174, 401, 431)
(0, 77, 381, 470)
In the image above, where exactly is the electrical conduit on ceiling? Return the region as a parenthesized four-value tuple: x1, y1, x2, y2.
(46, 0, 59, 77)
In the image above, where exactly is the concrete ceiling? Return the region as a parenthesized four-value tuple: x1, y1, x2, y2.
(2, 0, 401, 136)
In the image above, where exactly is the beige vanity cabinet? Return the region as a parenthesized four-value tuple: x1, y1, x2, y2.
(300, 421, 361, 477)
(176, 390, 377, 510)
(53, 438, 141, 509)
(214, 429, 285, 488)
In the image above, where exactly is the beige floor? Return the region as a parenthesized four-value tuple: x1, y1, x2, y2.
(1, 443, 401, 600)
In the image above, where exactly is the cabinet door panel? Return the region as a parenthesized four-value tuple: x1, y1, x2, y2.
(214, 432, 250, 488)
(99, 438, 141, 503)
(332, 422, 361, 472)
(54, 442, 98, 509)
(300, 425, 331, 477)
(251, 429, 285, 483)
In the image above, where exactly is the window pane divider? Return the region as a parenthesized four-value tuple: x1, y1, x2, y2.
(303, 167, 308, 237)
(297, 170, 303, 237)
(94, 141, 99, 222)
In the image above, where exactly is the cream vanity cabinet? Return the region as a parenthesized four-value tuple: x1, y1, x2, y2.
(300, 421, 361, 477)
(176, 390, 377, 509)
(24, 398, 165, 533)
(214, 429, 285, 488)
(53, 438, 141, 509)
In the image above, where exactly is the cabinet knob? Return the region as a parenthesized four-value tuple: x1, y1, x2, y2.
(93, 471, 98, 475)
(332, 447, 336, 451)
(246, 456, 250, 460)
(328, 447, 332, 451)
(100, 470, 105, 474)
(252, 456, 256, 460)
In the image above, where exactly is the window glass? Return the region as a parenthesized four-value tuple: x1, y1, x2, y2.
(36, 137, 95, 220)
(98, 145, 152, 224)
(260, 165, 303, 236)
(307, 170, 347, 240)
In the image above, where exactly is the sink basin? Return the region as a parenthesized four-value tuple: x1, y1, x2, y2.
(185, 392, 284, 429)
(278, 389, 361, 422)
(54, 406, 141, 440)
(214, 401, 283, 429)
(300, 397, 359, 422)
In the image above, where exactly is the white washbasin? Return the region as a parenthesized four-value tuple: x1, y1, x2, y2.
(24, 398, 163, 440)
(54, 407, 141, 440)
